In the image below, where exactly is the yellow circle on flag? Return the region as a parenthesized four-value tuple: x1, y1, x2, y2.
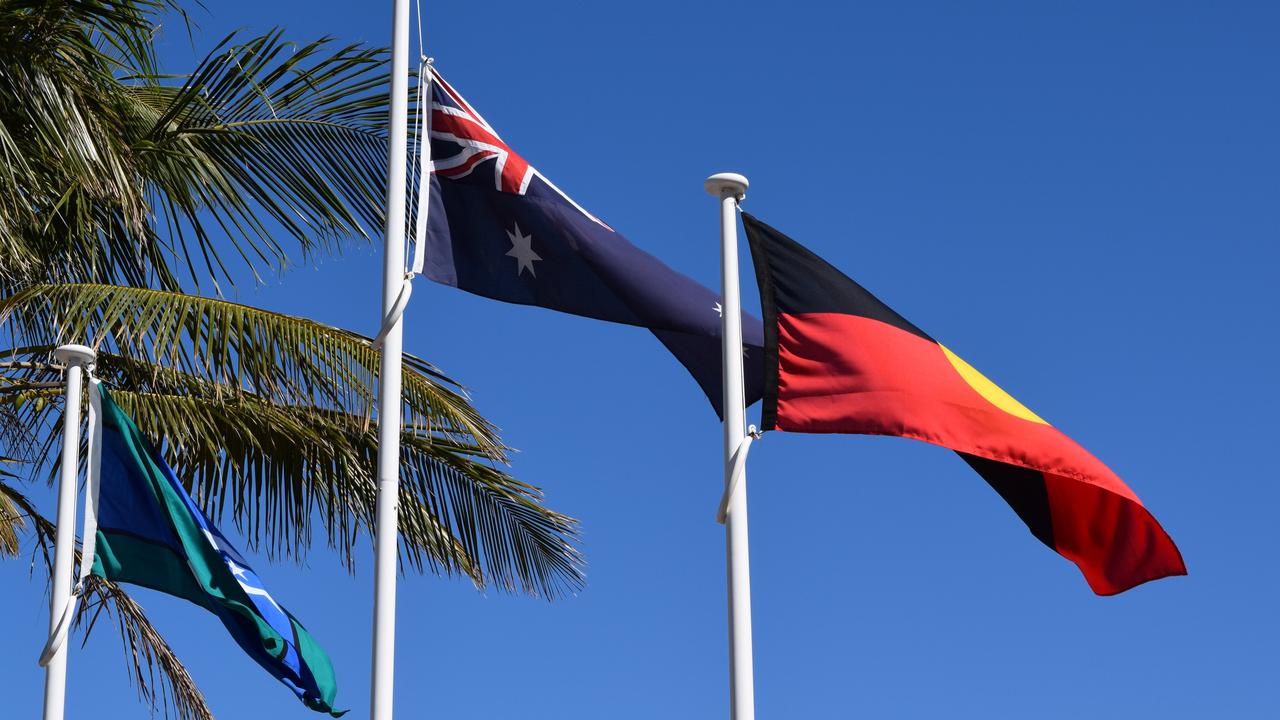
(940, 345, 1049, 425)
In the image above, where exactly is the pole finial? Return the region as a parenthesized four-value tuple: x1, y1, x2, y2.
(704, 172, 749, 201)
(52, 345, 96, 368)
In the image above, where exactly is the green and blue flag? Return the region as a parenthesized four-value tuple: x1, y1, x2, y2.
(89, 386, 344, 715)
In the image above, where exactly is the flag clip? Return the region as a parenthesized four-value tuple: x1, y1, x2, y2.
(371, 276, 415, 350)
(717, 425, 760, 524)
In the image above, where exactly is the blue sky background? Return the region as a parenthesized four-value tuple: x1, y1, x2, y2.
(3, 1, 1278, 717)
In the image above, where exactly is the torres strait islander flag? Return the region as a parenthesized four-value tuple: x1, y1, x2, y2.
(91, 387, 344, 715)
(742, 213, 1186, 595)
(420, 66, 764, 416)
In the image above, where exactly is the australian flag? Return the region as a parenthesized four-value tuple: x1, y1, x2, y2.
(420, 66, 764, 416)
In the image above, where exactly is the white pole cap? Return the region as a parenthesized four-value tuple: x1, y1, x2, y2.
(53, 344, 96, 367)
(704, 172, 749, 200)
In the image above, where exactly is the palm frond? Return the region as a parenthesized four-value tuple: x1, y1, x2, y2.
(129, 29, 391, 292)
(0, 12, 391, 292)
(0, 355, 72, 479)
(0, 476, 55, 574)
(2, 282, 499, 452)
(0, 1, 174, 77)
(0, 1, 164, 286)
(0, 471, 29, 556)
(78, 576, 215, 720)
(0, 283, 586, 597)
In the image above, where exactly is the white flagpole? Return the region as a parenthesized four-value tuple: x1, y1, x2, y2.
(371, 0, 411, 717)
(42, 344, 96, 720)
(705, 173, 755, 720)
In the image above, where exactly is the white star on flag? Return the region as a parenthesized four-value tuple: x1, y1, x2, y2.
(506, 222, 542, 277)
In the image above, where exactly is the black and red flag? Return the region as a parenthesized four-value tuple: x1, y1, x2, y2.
(742, 212, 1185, 595)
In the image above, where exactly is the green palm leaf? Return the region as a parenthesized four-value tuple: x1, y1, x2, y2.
(128, 29, 392, 292)
(0, 10, 390, 292)
(0, 283, 585, 597)
(0, 468, 30, 556)
(78, 575, 215, 720)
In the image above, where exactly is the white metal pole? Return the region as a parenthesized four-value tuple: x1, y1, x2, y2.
(371, 0, 411, 717)
(42, 344, 96, 720)
(705, 173, 755, 720)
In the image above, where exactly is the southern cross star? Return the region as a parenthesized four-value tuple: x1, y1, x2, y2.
(506, 221, 542, 277)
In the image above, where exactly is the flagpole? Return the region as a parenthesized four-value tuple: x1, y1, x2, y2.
(42, 344, 96, 720)
(705, 173, 755, 720)
(371, 0, 411, 717)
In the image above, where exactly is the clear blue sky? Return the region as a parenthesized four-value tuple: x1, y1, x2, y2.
(4, 1, 1278, 717)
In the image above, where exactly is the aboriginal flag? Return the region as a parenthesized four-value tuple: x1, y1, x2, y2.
(742, 213, 1185, 595)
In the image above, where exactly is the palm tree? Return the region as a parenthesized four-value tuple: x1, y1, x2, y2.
(0, 2, 584, 717)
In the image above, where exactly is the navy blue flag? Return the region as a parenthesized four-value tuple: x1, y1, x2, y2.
(420, 67, 764, 416)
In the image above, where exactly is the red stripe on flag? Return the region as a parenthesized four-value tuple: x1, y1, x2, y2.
(774, 311, 1185, 593)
